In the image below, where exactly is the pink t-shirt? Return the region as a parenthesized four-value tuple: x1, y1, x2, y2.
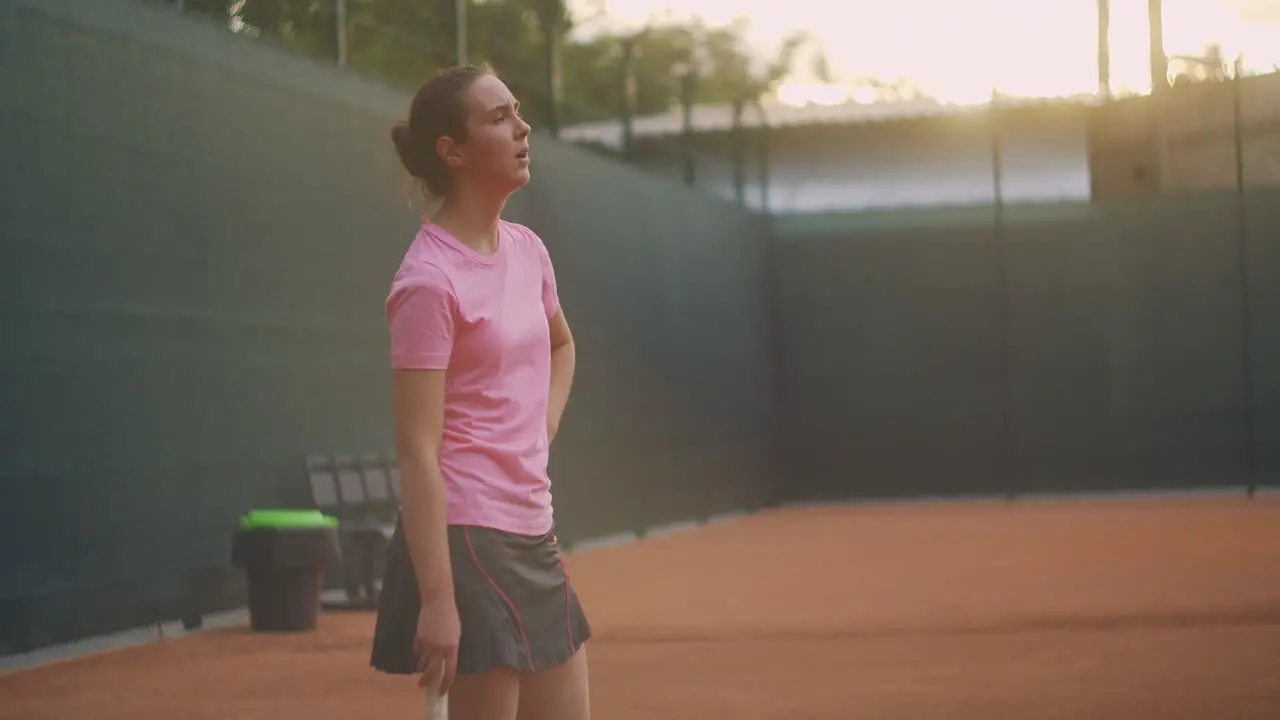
(385, 219, 561, 536)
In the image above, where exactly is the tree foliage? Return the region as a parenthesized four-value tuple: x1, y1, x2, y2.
(1170, 43, 1238, 86)
(177, 0, 825, 127)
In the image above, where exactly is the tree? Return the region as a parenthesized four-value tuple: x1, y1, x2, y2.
(1170, 43, 1238, 86)
(560, 19, 827, 120)
(185, 0, 338, 59)
(172, 0, 818, 128)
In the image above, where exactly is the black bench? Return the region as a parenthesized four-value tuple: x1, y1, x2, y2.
(306, 452, 400, 605)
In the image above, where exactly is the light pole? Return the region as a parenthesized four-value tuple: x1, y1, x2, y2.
(674, 62, 698, 186)
(619, 32, 642, 162)
(455, 0, 467, 66)
(1097, 0, 1110, 97)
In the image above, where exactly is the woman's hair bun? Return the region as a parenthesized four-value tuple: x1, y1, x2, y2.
(390, 121, 429, 180)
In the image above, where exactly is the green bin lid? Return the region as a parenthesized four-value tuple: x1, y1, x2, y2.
(238, 509, 339, 530)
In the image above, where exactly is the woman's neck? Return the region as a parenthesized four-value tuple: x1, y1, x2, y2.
(433, 189, 506, 255)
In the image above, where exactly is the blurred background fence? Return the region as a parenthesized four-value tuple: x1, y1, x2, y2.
(772, 188, 1278, 503)
(765, 68, 1280, 503)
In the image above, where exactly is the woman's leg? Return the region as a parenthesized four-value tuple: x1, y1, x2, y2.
(442, 667, 522, 720)
(515, 645, 590, 720)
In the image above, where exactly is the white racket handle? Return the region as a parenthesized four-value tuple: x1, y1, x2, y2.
(426, 683, 448, 720)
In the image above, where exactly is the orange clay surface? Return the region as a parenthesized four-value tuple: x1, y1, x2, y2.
(3, 494, 1279, 719)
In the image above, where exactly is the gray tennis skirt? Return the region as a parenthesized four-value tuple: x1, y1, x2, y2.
(369, 518, 591, 676)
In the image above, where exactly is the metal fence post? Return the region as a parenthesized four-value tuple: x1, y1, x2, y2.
(1231, 62, 1258, 497)
(335, 0, 347, 69)
(455, 0, 467, 66)
(680, 67, 697, 186)
(1097, 0, 1111, 98)
(755, 103, 770, 214)
(990, 94, 1017, 502)
(731, 97, 746, 205)
(620, 37, 637, 161)
(546, 17, 563, 138)
(1148, 0, 1167, 93)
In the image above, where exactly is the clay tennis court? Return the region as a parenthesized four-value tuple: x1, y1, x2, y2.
(3, 493, 1279, 719)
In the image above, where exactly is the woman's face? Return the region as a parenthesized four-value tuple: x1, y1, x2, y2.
(443, 74, 532, 197)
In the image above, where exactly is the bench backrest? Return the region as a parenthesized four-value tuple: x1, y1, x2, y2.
(306, 452, 401, 522)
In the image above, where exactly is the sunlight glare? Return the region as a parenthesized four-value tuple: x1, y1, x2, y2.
(574, 0, 1279, 102)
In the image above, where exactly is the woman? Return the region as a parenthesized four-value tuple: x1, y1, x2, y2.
(369, 64, 591, 720)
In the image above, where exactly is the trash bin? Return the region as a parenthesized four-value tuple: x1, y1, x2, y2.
(231, 509, 341, 633)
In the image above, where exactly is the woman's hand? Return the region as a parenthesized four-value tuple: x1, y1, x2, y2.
(415, 591, 461, 693)
(546, 309, 574, 447)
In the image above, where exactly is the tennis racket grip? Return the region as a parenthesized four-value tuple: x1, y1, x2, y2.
(426, 683, 448, 720)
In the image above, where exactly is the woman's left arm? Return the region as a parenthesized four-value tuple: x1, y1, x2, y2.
(547, 309, 575, 443)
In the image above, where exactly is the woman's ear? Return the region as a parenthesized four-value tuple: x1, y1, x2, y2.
(436, 135, 465, 169)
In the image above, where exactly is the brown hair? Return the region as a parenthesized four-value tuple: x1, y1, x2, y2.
(391, 64, 493, 198)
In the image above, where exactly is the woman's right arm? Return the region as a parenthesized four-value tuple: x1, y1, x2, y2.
(385, 265, 460, 692)
(394, 369, 454, 607)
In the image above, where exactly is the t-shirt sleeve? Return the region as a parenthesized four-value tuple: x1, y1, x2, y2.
(385, 263, 456, 370)
(533, 231, 561, 319)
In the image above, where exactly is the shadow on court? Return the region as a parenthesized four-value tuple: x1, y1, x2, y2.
(3, 494, 1279, 719)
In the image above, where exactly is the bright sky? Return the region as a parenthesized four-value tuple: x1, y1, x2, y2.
(570, 0, 1280, 104)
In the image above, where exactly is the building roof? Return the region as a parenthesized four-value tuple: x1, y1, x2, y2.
(560, 94, 1103, 149)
